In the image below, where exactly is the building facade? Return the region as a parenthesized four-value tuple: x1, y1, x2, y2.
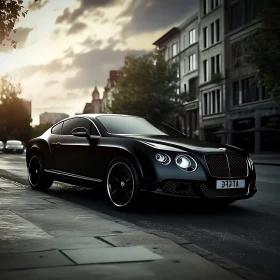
(83, 86, 102, 114)
(224, 0, 280, 153)
(198, 0, 226, 143)
(179, 14, 200, 139)
(102, 70, 121, 113)
(40, 112, 69, 125)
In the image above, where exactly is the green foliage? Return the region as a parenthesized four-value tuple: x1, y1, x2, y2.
(0, 0, 39, 48)
(32, 123, 52, 138)
(211, 73, 223, 84)
(0, 76, 32, 143)
(110, 50, 186, 122)
(243, 0, 280, 103)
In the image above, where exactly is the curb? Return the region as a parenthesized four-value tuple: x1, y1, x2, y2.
(0, 173, 270, 280)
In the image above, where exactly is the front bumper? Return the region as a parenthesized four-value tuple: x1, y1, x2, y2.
(142, 178, 257, 201)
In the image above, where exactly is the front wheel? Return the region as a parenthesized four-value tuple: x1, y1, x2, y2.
(105, 157, 140, 211)
(28, 153, 53, 190)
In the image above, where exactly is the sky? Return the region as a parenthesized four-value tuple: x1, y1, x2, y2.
(0, 0, 196, 125)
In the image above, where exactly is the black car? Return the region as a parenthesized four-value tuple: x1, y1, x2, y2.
(26, 114, 256, 210)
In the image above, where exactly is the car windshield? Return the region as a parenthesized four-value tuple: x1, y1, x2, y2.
(97, 115, 184, 136)
(6, 141, 22, 145)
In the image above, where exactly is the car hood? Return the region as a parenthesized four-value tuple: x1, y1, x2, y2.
(121, 135, 244, 154)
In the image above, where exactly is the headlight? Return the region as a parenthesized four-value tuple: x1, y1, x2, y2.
(247, 157, 254, 170)
(175, 154, 197, 172)
(155, 153, 171, 165)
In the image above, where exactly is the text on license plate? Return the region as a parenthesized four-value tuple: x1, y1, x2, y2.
(216, 180, 245, 189)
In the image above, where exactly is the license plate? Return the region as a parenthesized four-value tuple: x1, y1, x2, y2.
(216, 180, 245, 189)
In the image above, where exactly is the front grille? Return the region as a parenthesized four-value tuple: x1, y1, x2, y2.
(200, 184, 248, 198)
(205, 153, 248, 178)
(161, 181, 198, 197)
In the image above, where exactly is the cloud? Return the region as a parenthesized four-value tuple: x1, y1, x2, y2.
(45, 80, 59, 87)
(28, 0, 49, 11)
(64, 45, 146, 90)
(11, 59, 71, 79)
(67, 22, 87, 35)
(121, 0, 197, 38)
(55, 0, 119, 24)
(0, 28, 33, 53)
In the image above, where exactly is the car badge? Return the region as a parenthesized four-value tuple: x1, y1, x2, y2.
(218, 148, 226, 151)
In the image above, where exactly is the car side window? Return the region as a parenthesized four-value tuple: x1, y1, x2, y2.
(90, 123, 99, 136)
(61, 118, 91, 135)
(51, 122, 63, 135)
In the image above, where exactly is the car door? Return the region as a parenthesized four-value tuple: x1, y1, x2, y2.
(53, 117, 99, 179)
(48, 122, 63, 169)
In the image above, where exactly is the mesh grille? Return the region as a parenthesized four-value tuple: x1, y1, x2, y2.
(227, 154, 248, 177)
(200, 184, 248, 198)
(205, 153, 248, 178)
(161, 181, 198, 197)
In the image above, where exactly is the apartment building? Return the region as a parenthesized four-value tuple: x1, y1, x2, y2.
(224, 0, 280, 153)
(198, 0, 226, 143)
(179, 14, 200, 139)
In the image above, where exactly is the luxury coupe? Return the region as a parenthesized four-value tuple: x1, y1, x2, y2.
(26, 114, 256, 210)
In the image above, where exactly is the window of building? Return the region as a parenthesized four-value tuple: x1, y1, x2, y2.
(203, 0, 208, 15)
(232, 81, 240, 106)
(244, 0, 264, 24)
(262, 87, 269, 100)
(172, 43, 178, 57)
(177, 67, 180, 78)
(210, 54, 221, 77)
(203, 60, 209, 82)
(211, 0, 219, 10)
(184, 83, 187, 93)
(189, 54, 196, 71)
(203, 27, 208, 48)
(216, 19, 220, 42)
(183, 58, 187, 74)
(211, 22, 215, 45)
(232, 41, 243, 68)
(189, 29, 196, 45)
(230, 1, 242, 31)
(203, 89, 222, 115)
(241, 77, 260, 104)
(176, 88, 180, 95)
(189, 78, 197, 100)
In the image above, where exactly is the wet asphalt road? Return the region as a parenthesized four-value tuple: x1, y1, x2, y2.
(0, 153, 280, 280)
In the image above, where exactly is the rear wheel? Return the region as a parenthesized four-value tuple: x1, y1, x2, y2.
(28, 153, 53, 190)
(105, 157, 140, 211)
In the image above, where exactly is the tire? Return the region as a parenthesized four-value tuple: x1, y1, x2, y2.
(105, 157, 140, 211)
(27, 152, 53, 190)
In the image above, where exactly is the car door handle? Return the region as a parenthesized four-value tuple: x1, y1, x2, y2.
(56, 142, 61, 147)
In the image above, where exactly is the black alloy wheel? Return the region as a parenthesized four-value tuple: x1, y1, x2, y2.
(106, 158, 140, 210)
(28, 153, 53, 190)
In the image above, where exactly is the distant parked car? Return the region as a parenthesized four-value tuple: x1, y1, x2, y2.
(0, 141, 3, 152)
(4, 140, 24, 154)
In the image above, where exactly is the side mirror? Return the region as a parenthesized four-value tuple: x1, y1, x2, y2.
(71, 127, 90, 139)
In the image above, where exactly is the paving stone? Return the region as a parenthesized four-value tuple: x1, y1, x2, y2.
(62, 246, 163, 264)
(0, 250, 74, 270)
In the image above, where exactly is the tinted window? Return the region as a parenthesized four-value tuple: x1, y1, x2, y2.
(97, 116, 183, 136)
(90, 123, 99, 136)
(62, 118, 91, 135)
(51, 122, 63, 135)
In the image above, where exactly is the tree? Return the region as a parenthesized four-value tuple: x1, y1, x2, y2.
(0, 0, 39, 48)
(0, 76, 32, 143)
(243, 0, 280, 103)
(32, 122, 52, 138)
(110, 50, 187, 122)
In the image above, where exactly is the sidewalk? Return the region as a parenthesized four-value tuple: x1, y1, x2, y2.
(250, 154, 280, 166)
(0, 178, 269, 280)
